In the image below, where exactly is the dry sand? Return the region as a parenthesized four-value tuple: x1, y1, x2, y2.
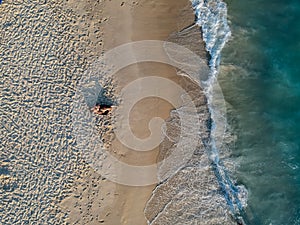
(0, 1, 110, 224)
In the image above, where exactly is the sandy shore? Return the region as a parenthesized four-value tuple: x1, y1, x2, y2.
(0, 0, 236, 224)
(100, 0, 198, 224)
(55, 0, 202, 224)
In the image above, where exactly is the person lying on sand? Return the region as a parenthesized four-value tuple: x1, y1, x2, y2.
(91, 104, 113, 116)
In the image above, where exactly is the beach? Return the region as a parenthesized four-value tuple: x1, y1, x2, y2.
(67, 0, 209, 224)
(62, 0, 214, 224)
(101, 1, 199, 224)
(0, 0, 237, 224)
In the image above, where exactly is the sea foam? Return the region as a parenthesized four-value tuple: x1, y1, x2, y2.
(191, 0, 249, 222)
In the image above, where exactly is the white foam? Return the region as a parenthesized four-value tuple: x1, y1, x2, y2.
(191, 0, 248, 219)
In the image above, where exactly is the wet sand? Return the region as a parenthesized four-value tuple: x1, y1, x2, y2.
(100, 0, 198, 224)
(99, 1, 237, 224)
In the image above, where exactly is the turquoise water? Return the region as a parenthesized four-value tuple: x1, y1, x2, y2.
(219, 0, 300, 224)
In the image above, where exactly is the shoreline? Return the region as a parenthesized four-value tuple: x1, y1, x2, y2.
(59, 0, 237, 224)
(0, 0, 239, 224)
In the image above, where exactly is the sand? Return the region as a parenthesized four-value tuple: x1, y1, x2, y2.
(0, 1, 105, 224)
(0, 0, 236, 224)
(97, 1, 236, 224)
(98, 0, 199, 224)
(58, 0, 204, 224)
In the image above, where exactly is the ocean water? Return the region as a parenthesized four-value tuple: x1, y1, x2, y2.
(218, 0, 300, 224)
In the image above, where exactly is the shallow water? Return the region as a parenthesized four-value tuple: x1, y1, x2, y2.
(219, 0, 300, 224)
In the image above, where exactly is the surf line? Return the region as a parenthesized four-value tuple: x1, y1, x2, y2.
(190, 0, 251, 224)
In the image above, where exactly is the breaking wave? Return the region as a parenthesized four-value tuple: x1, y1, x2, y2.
(191, 0, 248, 222)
